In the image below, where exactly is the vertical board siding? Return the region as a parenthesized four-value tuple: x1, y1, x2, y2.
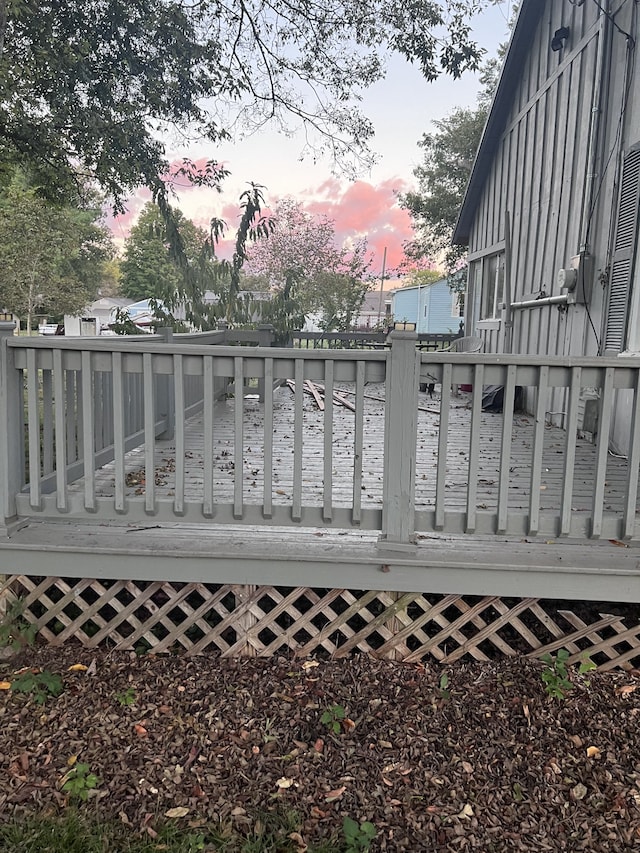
(468, 0, 601, 363)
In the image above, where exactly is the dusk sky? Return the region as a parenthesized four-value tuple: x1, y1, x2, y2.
(110, 1, 512, 279)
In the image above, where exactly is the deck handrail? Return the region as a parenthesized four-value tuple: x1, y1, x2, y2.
(3, 322, 640, 545)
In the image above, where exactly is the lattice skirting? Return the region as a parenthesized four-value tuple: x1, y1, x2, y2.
(1, 575, 640, 671)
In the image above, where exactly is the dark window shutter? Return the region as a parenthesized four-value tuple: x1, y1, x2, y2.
(604, 145, 640, 354)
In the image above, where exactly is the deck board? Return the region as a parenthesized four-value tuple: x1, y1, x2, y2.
(67, 383, 635, 521)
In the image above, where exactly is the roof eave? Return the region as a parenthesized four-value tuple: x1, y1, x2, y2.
(452, 0, 545, 246)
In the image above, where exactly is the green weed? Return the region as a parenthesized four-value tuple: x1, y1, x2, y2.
(0, 598, 37, 652)
(320, 703, 346, 734)
(342, 816, 377, 852)
(61, 762, 100, 801)
(11, 669, 63, 704)
(541, 649, 596, 699)
(116, 686, 137, 706)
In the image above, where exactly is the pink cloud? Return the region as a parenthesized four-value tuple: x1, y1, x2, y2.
(106, 174, 416, 274)
(303, 178, 413, 273)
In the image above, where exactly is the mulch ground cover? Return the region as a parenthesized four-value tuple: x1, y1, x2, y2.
(1, 644, 640, 851)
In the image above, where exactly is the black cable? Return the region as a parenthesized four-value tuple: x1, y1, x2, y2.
(590, 0, 636, 47)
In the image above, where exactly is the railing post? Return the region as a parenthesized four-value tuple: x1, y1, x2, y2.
(379, 331, 419, 551)
(156, 327, 175, 440)
(256, 324, 275, 402)
(0, 322, 22, 535)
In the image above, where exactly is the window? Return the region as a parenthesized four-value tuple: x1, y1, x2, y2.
(480, 252, 505, 319)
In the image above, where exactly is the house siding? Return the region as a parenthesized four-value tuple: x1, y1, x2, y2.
(392, 281, 461, 334)
(461, 0, 640, 451)
(468, 1, 605, 359)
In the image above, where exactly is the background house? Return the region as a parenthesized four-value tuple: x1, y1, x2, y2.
(453, 0, 640, 451)
(64, 297, 132, 335)
(353, 290, 392, 330)
(392, 278, 463, 334)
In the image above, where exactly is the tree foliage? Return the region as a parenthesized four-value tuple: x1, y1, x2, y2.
(246, 197, 371, 332)
(0, 0, 490, 209)
(401, 106, 488, 272)
(400, 41, 506, 277)
(0, 172, 113, 330)
(121, 203, 210, 302)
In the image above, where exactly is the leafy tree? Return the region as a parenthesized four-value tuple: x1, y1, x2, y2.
(246, 198, 371, 331)
(398, 268, 444, 287)
(400, 42, 506, 278)
(0, 172, 113, 331)
(121, 203, 210, 302)
(401, 106, 488, 272)
(310, 270, 372, 332)
(247, 198, 339, 290)
(99, 259, 122, 297)
(0, 0, 490, 210)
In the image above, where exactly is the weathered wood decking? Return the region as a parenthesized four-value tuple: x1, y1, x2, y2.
(3, 380, 637, 606)
(3, 329, 640, 605)
(63, 382, 633, 519)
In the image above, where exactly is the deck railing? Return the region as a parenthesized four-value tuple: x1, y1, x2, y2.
(291, 330, 461, 350)
(2, 323, 640, 544)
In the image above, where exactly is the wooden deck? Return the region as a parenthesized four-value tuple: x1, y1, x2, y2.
(64, 382, 633, 520)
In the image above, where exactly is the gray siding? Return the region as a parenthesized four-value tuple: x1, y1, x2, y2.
(468, 0, 607, 357)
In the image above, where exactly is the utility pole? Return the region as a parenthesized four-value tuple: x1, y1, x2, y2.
(376, 246, 387, 326)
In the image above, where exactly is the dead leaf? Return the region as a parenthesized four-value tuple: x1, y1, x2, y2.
(67, 755, 77, 767)
(0, 681, 11, 690)
(134, 724, 148, 738)
(586, 746, 601, 758)
(276, 777, 294, 789)
(164, 806, 190, 819)
(342, 718, 356, 732)
(288, 832, 308, 852)
(68, 664, 88, 672)
(457, 803, 474, 819)
(314, 738, 324, 753)
(324, 785, 346, 802)
(461, 761, 474, 774)
(302, 660, 319, 671)
(609, 539, 629, 547)
(616, 684, 637, 696)
(572, 783, 588, 800)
